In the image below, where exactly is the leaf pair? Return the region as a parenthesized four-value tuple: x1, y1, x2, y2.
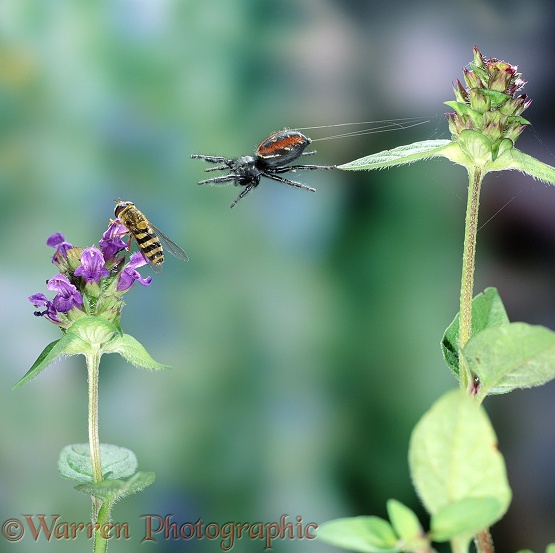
(59, 444, 155, 510)
(442, 287, 555, 398)
(317, 500, 426, 553)
(14, 316, 170, 390)
(339, 133, 555, 184)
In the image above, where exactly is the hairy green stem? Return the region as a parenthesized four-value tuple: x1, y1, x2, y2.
(458, 167, 482, 390)
(86, 349, 103, 485)
(459, 167, 495, 553)
(93, 502, 111, 553)
(86, 350, 109, 553)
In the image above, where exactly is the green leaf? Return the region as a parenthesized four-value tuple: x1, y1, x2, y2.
(441, 287, 509, 377)
(103, 333, 171, 370)
(13, 334, 86, 389)
(386, 499, 422, 541)
(75, 471, 155, 505)
(317, 516, 399, 553)
(462, 322, 555, 397)
(58, 443, 138, 483)
(14, 317, 124, 389)
(489, 147, 555, 185)
(430, 497, 501, 541)
(409, 390, 511, 520)
(337, 139, 451, 171)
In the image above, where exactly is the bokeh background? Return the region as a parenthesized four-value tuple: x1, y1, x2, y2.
(2, 1, 555, 552)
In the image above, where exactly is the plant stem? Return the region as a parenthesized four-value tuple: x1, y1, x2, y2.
(86, 349, 110, 553)
(474, 528, 495, 553)
(93, 501, 111, 553)
(458, 167, 482, 390)
(86, 349, 103, 486)
(458, 167, 495, 553)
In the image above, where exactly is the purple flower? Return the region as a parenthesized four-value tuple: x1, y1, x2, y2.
(29, 293, 61, 323)
(74, 247, 110, 284)
(47, 274, 83, 312)
(99, 221, 128, 262)
(117, 252, 152, 292)
(47, 233, 73, 262)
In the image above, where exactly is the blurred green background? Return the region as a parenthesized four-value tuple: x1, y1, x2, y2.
(3, 1, 555, 552)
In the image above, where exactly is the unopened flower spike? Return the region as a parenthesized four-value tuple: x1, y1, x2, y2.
(339, 46, 554, 183)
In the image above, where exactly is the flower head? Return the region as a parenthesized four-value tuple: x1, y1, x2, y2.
(29, 218, 154, 329)
(446, 46, 531, 154)
(18, 209, 177, 393)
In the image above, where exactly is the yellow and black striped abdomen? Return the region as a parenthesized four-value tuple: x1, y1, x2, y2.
(115, 200, 165, 270)
(128, 213, 163, 266)
(114, 199, 188, 272)
(134, 220, 164, 266)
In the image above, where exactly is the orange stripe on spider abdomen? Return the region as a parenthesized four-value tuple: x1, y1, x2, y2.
(256, 130, 310, 165)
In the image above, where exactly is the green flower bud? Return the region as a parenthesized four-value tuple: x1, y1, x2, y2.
(446, 47, 530, 153)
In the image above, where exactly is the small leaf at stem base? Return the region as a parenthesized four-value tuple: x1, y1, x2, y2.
(75, 471, 155, 505)
(58, 443, 138, 483)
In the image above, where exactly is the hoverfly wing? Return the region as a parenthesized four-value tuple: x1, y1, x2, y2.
(150, 224, 189, 263)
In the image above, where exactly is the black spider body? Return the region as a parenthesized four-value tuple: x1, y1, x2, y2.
(191, 130, 335, 208)
(231, 155, 263, 185)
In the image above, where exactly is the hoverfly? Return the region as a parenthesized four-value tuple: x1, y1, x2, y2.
(114, 200, 189, 272)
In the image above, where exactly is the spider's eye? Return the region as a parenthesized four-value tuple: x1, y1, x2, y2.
(256, 130, 310, 167)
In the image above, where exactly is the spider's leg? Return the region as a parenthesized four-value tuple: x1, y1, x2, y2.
(198, 174, 239, 185)
(230, 184, 255, 209)
(263, 173, 316, 192)
(203, 165, 231, 173)
(191, 154, 232, 164)
(273, 163, 336, 173)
